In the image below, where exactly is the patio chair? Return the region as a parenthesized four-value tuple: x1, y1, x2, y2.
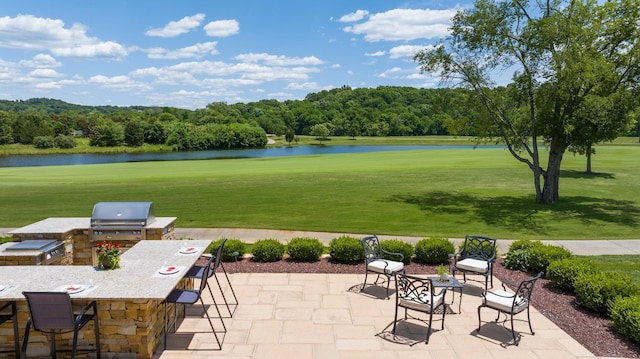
(164, 258, 224, 350)
(21, 292, 100, 359)
(361, 235, 405, 299)
(0, 301, 19, 357)
(185, 239, 238, 317)
(392, 273, 447, 345)
(450, 235, 497, 290)
(477, 271, 543, 346)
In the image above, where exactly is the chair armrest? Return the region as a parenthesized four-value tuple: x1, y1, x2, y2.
(501, 280, 518, 290)
(381, 249, 404, 262)
(483, 289, 515, 299)
(75, 300, 97, 322)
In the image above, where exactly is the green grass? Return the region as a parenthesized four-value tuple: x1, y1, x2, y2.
(583, 255, 640, 286)
(0, 143, 639, 240)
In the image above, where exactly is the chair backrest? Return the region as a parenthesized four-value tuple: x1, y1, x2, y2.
(513, 272, 544, 309)
(361, 235, 381, 263)
(461, 235, 497, 261)
(22, 292, 75, 330)
(211, 238, 228, 274)
(395, 273, 435, 305)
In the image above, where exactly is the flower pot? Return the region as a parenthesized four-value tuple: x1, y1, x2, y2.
(439, 273, 449, 281)
(100, 257, 120, 270)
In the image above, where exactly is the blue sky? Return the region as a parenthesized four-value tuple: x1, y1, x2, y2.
(0, 1, 471, 109)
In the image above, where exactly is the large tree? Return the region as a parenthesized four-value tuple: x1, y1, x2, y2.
(415, 0, 640, 204)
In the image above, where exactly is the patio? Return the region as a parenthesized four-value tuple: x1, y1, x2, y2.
(156, 272, 598, 359)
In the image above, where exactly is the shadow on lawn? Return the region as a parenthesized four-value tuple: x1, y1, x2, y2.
(384, 191, 640, 234)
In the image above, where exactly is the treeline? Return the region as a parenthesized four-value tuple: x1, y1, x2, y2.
(1, 86, 637, 151)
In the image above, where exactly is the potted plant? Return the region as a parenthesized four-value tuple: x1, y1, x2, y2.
(436, 264, 449, 281)
(96, 241, 122, 269)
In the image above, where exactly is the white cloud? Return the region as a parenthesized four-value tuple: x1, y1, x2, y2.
(342, 8, 457, 42)
(377, 67, 403, 78)
(285, 82, 319, 90)
(89, 75, 153, 92)
(28, 68, 63, 78)
(0, 15, 127, 59)
(146, 41, 219, 59)
(145, 13, 205, 37)
(52, 41, 127, 58)
(204, 19, 239, 37)
(365, 50, 386, 57)
(19, 54, 61, 68)
(338, 10, 369, 22)
(389, 44, 431, 59)
(234, 53, 324, 66)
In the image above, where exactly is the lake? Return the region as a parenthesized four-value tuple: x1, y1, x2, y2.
(0, 145, 497, 167)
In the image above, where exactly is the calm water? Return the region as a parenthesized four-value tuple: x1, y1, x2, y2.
(0, 145, 497, 167)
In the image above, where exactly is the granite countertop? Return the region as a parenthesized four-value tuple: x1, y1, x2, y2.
(8, 217, 177, 234)
(0, 239, 211, 301)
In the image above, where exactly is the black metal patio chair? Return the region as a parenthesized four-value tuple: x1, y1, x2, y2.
(361, 235, 405, 299)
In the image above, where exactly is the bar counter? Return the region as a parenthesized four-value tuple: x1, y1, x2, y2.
(0, 239, 211, 358)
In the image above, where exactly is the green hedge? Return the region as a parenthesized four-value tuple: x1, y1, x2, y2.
(574, 271, 639, 314)
(610, 295, 640, 344)
(329, 236, 364, 263)
(546, 257, 596, 292)
(251, 239, 285, 262)
(414, 237, 455, 264)
(380, 239, 414, 264)
(287, 237, 324, 262)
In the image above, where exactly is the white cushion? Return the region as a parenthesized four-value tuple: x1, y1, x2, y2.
(483, 290, 528, 313)
(399, 291, 444, 312)
(455, 258, 488, 273)
(367, 259, 404, 274)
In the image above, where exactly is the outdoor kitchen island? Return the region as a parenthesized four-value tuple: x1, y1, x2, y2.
(0, 239, 212, 358)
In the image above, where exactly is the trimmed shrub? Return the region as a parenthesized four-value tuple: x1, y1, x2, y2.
(329, 235, 364, 263)
(380, 239, 414, 264)
(251, 239, 285, 262)
(529, 244, 572, 273)
(414, 237, 455, 264)
(207, 238, 246, 261)
(503, 249, 531, 271)
(610, 295, 640, 344)
(33, 135, 55, 149)
(508, 239, 542, 252)
(546, 257, 596, 292)
(574, 271, 639, 314)
(287, 237, 324, 262)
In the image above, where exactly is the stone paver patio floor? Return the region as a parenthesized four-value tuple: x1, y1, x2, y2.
(155, 272, 599, 359)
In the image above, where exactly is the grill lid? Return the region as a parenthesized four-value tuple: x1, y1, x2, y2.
(91, 202, 156, 228)
(6, 239, 59, 251)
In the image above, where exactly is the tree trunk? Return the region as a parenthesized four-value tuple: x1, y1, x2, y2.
(585, 144, 592, 174)
(539, 150, 564, 204)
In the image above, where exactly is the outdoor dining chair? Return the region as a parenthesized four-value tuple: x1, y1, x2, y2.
(450, 234, 497, 290)
(477, 271, 544, 346)
(361, 235, 405, 299)
(21, 292, 100, 359)
(164, 257, 224, 350)
(0, 301, 20, 357)
(392, 273, 447, 345)
(185, 238, 238, 317)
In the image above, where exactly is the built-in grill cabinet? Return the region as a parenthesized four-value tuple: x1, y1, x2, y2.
(91, 202, 156, 242)
(1, 239, 66, 265)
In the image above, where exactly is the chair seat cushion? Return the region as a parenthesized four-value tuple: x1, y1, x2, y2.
(483, 290, 528, 313)
(455, 258, 488, 273)
(399, 291, 444, 312)
(367, 259, 404, 274)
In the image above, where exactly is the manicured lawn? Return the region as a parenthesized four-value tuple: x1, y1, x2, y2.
(0, 144, 638, 240)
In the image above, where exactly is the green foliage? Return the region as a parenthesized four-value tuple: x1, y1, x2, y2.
(54, 134, 76, 149)
(414, 237, 455, 264)
(380, 239, 414, 264)
(546, 257, 596, 292)
(207, 238, 246, 262)
(251, 239, 285, 263)
(574, 271, 640, 315)
(329, 235, 364, 264)
(529, 244, 573, 273)
(508, 239, 543, 252)
(503, 249, 531, 271)
(89, 118, 125, 147)
(33, 136, 55, 149)
(286, 237, 324, 262)
(610, 295, 640, 344)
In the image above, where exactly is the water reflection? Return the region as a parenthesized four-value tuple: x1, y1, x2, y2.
(0, 145, 497, 167)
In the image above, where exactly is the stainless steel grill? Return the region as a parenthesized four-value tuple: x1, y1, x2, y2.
(91, 202, 156, 241)
(4, 239, 65, 265)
